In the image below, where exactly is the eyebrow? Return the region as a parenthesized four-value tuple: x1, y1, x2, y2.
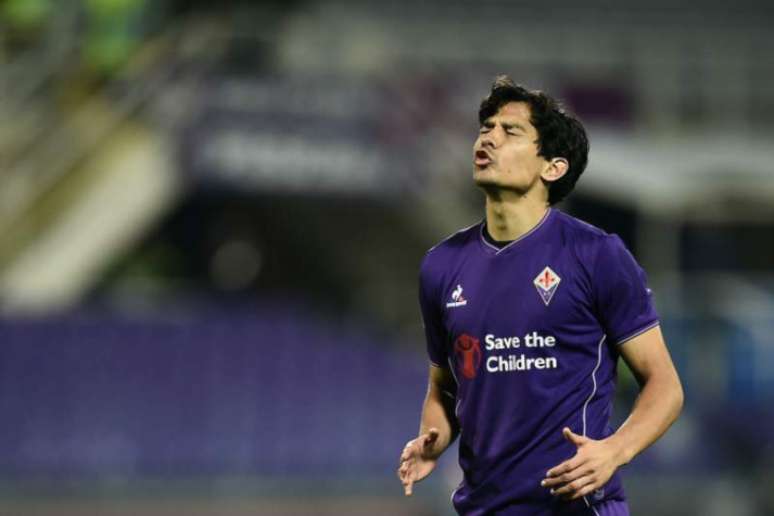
(482, 119, 528, 132)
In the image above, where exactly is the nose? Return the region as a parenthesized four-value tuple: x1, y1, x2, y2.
(480, 134, 498, 151)
(479, 127, 500, 149)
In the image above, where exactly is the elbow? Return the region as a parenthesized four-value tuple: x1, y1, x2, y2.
(649, 368, 684, 426)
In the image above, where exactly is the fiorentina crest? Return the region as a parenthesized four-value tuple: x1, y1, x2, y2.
(533, 266, 561, 306)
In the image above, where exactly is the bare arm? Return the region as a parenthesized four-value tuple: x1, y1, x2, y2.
(419, 363, 459, 457)
(542, 325, 683, 499)
(607, 325, 684, 464)
(398, 363, 459, 495)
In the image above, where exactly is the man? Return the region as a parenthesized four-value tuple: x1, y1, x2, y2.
(397, 76, 683, 515)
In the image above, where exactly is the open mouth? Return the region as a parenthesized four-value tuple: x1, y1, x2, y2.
(474, 150, 492, 167)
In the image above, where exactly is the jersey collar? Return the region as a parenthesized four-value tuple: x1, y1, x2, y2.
(478, 207, 554, 256)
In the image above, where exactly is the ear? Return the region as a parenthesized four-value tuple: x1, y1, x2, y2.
(541, 158, 569, 183)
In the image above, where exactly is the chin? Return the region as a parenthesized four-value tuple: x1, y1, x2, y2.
(473, 172, 504, 188)
(474, 176, 529, 198)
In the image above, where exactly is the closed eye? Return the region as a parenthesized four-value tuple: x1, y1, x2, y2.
(503, 124, 523, 135)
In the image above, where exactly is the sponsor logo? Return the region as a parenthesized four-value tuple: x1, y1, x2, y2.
(454, 334, 481, 379)
(446, 284, 468, 308)
(533, 266, 561, 306)
(454, 331, 560, 376)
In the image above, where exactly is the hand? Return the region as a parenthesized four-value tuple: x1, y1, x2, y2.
(541, 427, 624, 501)
(397, 428, 440, 496)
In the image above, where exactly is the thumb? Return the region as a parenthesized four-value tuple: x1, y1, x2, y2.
(562, 427, 586, 446)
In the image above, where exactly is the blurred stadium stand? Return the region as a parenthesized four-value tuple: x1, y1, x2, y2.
(1, 0, 774, 514)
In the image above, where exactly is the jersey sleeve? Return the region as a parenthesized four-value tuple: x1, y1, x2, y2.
(592, 234, 659, 344)
(418, 254, 448, 366)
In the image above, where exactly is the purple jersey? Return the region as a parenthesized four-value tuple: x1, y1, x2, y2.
(418, 208, 658, 516)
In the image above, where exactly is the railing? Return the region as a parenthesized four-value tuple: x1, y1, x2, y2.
(0, 15, 224, 268)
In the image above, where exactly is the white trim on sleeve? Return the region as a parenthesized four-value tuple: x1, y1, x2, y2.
(616, 320, 660, 346)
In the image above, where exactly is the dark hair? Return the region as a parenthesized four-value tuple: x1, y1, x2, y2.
(478, 76, 589, 205)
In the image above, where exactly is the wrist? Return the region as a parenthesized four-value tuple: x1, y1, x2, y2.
(426, 438, 447, 460)
(605, 434, 634, 467)
(418, 430, 446, 460)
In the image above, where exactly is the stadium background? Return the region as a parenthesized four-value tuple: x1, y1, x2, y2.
(1, 0, 773, 514)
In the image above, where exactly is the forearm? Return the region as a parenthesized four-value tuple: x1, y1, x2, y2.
(418, 371, 459, 459)
(607, 371, 683, 465)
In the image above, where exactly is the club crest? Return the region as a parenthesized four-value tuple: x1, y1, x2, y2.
(533, 266, 561, 306)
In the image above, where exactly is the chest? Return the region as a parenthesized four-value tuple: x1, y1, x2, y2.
(440, 249, 596, 340)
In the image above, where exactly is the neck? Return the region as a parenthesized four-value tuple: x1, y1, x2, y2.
(484, 189, 549, 242)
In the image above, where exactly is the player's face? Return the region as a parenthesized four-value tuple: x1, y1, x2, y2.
(473, 102, 554, 195)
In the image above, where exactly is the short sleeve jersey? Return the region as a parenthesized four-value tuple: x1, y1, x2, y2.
(418, 208, 659, 516)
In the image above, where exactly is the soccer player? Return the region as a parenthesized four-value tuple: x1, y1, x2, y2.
(397, 77, 683, 515)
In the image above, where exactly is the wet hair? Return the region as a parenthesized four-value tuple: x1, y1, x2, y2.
(478, 76, 589, 205)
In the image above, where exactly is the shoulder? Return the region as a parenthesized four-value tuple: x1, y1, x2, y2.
(427, 220, 482, 254)
(420, 221, 481, 281)
(553, 209, 622, 247)
(551, 209, 632, 270)
(553, 209, 609, 241)
(423, 220, 480, 263)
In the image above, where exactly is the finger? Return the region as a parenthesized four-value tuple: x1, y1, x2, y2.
(399, 464, 414, 488)
(552, 475, 593, 497)
(403, 477, 414, 496)
(545, 455, 586, 479)
(542, 464, 590, 488)
(570, 482, 599, 500)
(549, 475, 595, 498)
(541, 467, 585, 488)
(401, 441, 419, 461)
(562, 427, 588, 446)
(399, 454, 415, 475)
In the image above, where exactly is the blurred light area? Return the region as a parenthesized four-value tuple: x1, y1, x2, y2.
(0, 126, 178, 313)
(1, 0, 773, 515)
